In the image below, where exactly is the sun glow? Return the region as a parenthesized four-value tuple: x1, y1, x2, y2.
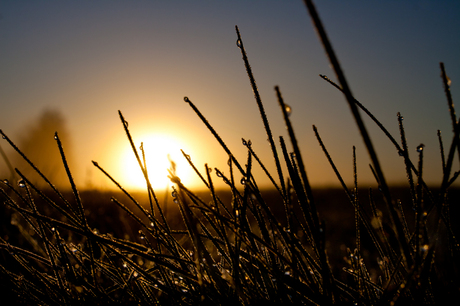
(119, 134, 198, 191)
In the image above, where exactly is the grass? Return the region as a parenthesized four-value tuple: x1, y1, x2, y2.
(1, 1, 459, 304)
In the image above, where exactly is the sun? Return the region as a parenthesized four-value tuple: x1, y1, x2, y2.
(119, 134, 197, 191)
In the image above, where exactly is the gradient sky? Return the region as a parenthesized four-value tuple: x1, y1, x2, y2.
(1, 1, 459, 192)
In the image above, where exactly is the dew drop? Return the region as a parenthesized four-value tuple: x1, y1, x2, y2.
(398, 150, 404, 156)
(93, 229, 98, 235)
(171, 190, 177, 198)
(51, 227, 56, 232)
(416, 144, 425, 153)
(10, 215, 18, 225)
(1, 136, 5, 139)
(240, 177, 246, 185)
(447, 76, 452, 87)
(139, 230, 146, 240)
(284, 104, 292, 116)
(17, 179, 26, 188)
(3, 179, 9, 184)
(216, 170, 223, 178)
(184, 96, 190, 103)
(236, 39, 242, 48)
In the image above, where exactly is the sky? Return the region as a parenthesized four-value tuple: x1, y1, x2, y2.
(1, 0, 459, 192)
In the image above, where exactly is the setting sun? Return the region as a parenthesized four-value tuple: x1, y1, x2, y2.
(119, 133, 198, 191)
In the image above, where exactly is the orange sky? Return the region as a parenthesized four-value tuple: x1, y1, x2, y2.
(1, 1, 459, 192)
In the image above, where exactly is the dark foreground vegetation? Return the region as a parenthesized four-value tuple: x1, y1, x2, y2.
(1, 1, 459, 305)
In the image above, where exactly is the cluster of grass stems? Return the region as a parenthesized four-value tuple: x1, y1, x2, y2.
(1, 1, 459, 304)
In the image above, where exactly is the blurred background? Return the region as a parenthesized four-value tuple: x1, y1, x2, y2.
(0, 0, 459, 192)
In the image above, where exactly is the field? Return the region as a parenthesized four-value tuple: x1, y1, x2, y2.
(1, 1, 460, 305)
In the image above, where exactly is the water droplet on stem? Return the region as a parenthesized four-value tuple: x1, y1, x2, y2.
(242, 138, 251, 147)
(416, 144, 425, 153)
(285, 104, 292, 116)
(236, 39, 242, 48)
(139, 230, 146, 240)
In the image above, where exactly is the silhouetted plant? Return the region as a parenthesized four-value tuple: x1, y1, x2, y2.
(1, 1, 459, 305)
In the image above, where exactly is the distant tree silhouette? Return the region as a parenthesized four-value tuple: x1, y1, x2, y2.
(12, 109, 74, 190)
